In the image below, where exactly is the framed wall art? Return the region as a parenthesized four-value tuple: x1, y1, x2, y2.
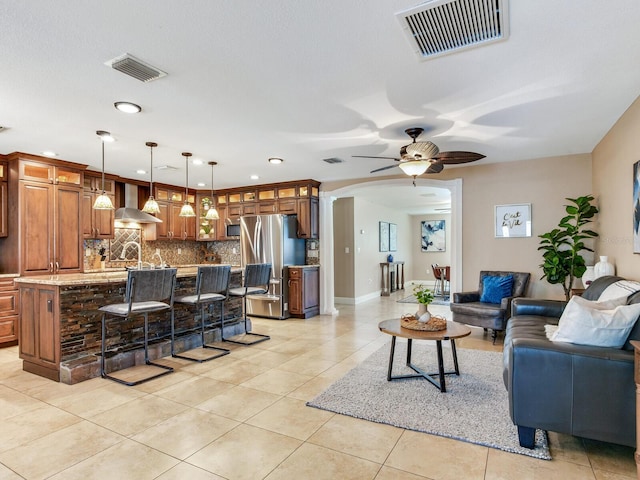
(421, 220, 446, 252)
(379, 221, 389, 252)
(495, 203, 532, 238)
(389, 223, 397, 251)
(634, 160, 640, 253)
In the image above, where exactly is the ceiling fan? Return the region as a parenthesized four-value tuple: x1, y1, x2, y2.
(353, 128, 485, 185)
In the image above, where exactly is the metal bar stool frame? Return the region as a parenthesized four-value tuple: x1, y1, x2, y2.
(223, 263, 272, 345)
(172, 265, 231, 362)
(99, 268, 177, 386)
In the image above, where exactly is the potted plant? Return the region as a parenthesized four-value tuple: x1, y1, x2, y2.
(413, 283, 434, 322)
(538, 195, 599, 301)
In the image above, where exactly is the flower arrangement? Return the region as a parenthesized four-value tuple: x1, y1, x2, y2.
(413, 283, 434, 305)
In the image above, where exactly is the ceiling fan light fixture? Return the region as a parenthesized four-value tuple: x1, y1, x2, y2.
(398, 160, 430, 177)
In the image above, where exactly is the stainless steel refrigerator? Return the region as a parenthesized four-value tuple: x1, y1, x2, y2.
(240, 214, 305, 319)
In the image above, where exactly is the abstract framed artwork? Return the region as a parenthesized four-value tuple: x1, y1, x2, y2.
(389, 223, 397, 251)
(379, 221, 389, 252)
(421, 220, 446, 252)
(495, 204, 532, 238)
(634, 160, 640, 253)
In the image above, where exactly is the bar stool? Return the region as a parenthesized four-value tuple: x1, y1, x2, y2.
(223, 263, 272, 345)
(99, 268, 177, 386)
(172, 265, 231, 362)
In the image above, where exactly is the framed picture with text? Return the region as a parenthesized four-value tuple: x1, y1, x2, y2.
(495, 204, 532, 238)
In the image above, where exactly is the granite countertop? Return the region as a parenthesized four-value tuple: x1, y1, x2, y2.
(14, 265, 242, 286)
(0, 273, 20, 279)
(288, 264, 320, 268)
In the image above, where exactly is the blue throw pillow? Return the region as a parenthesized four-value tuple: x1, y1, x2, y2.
(480, 275, 514, 304)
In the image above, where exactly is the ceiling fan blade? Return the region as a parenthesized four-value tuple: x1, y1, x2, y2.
(426, 161, 444, 174)
(370, 164, 399, 173)
(352, 155, 401, 161)
(433, 151, 485, 164)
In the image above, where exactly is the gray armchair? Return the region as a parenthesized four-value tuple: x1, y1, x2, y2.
(450, 271, 531, 343)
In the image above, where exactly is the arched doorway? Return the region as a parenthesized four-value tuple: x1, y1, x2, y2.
(318, 178, 462, 315)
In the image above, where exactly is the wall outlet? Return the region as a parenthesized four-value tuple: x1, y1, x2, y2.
(178, 248, 182, 255)
(155, 248, 160, 255)
(85, 248, 92, 257)
(232, 247, 237, 254)
(345, 247, 350, 254)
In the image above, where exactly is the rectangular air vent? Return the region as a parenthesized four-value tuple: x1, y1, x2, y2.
(396, 0, 509, 60)
(105, 53, 167, 83)
(155, 165, 178, 171)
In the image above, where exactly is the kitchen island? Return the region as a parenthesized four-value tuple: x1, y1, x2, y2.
(14, 266, 244, 384)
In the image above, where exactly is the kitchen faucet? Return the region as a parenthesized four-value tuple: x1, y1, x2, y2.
(152, 251, 165, 268)
(121, 241, 142, 270)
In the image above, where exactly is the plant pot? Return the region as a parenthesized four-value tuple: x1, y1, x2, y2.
(416, 303, 431, 323)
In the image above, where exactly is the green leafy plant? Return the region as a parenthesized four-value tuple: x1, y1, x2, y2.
(538, 195, 599, 301)
(413, 283, 434, 305)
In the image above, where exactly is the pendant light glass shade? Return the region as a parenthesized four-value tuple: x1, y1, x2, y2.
(179, 152, 196, 217)
(398, 159, 430, 176)
(142, 141, 161, 214)
(205, 161, 220, 220)
(93, 130, 115, 210)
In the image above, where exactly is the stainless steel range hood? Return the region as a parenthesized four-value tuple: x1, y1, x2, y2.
(114, 184, 162, 224)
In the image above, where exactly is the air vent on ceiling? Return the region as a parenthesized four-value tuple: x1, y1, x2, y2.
(396, 0, 509, 61)
(323, 157, 343, 164)
(155, 165, 178, 171)
(105, 53, 167, 83)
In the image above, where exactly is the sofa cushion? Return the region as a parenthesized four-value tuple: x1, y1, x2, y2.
(599, 280, 640, 302)
(480, 274, 514, 304)
(551, 296, 640, 348)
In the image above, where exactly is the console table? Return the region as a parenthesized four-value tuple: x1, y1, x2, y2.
(380, 261, 405, 296)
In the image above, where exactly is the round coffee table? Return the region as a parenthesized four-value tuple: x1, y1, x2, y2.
(378, 318, 471, 392)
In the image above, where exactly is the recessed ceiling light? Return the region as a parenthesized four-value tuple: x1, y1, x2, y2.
(114, 101, 142, 114)
(197, 182, 205, 187)
(42, 151, 57, 157)
(250, 174, 259, 180)
(268, 157, 283, 165)
(192, 159, 203, 166)
(136, 169, 147, 174)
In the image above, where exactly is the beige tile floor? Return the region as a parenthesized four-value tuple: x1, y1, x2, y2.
(0, 291, 637, 479)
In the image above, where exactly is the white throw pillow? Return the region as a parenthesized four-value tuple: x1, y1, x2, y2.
(551, 296, 640, 348)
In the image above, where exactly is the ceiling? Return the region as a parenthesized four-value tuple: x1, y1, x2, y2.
(1, 0, 639, 207)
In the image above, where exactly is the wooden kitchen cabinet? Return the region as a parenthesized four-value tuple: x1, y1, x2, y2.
(20, 180, 83, 275)
(19, 284, 59, 381)
(288, 266, 319, 318)
(82, 173, 115, 239)
(296, 197, 319, 239)
(155, 186, 196, 240)
(0, 277, 19, 347)
(0, 162, 7, 238)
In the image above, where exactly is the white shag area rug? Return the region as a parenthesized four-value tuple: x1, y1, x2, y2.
(307, 341, 550, 460)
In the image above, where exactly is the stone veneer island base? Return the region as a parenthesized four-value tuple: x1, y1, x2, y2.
(15, 267, 246, 384)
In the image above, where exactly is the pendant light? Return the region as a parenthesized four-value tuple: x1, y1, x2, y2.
(141, 141, 160, 214)
(93, 130, 115, 210)
(205, 161, 220, 220)
(179, 152, 196, 217)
